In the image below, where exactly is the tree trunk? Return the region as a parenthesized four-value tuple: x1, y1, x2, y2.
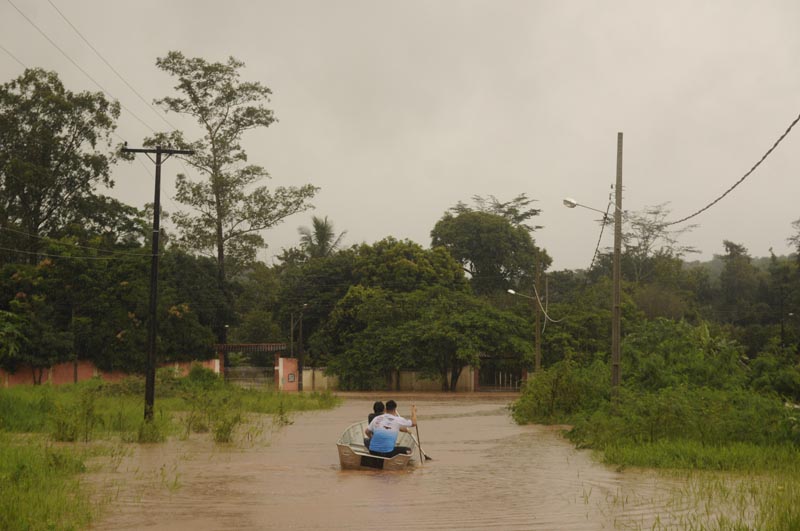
(440, 369, 449, 391)
(215, 218, 227, 344)
(449, 366, 463, 392)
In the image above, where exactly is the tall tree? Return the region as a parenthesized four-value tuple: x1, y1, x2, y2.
(789, 218, 800, 261)
(0, 310, 26, 369)
(431, 196, 549, 295)
(450, 194, 542, 232)
(0, 68, 120, 264)
(298, 215, 346, 259)
(621, 203, 698, 284)
(717, 241, 763, 325)
(146, 52, 318, 342)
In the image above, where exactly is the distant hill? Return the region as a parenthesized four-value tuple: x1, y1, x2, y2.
(683, 253, 797, 282)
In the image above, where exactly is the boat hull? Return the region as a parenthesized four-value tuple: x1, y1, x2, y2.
(336, 421, 416, 471)
(337, 443, 413, 470)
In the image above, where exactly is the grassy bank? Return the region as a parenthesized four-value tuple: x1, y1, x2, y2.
(511, 357, 800, 530)
(0, 367, 340, 531)
(0, 433, 94, 531)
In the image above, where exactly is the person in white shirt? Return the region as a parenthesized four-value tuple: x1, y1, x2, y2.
(365, 400, 417, 458)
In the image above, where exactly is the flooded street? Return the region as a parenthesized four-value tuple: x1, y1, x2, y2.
(90, 395, 696, 530)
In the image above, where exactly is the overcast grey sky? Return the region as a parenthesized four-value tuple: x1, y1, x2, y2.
(2, 0, 799, 270)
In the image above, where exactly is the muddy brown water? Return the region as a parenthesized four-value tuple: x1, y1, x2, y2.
(89, 395, 696, 530)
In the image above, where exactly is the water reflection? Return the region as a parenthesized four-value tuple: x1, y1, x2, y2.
(90, 396, 696, 530)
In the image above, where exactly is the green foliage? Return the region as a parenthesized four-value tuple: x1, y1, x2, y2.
(136, 417, 168, 443)
(623, 319, 747, 392)
(620, 203, 698, 284)
(569, 386, 793, 450)
(0, 309, 26, 366)
(0, 68, 120, 265)
(187, 364, 221, 387)
(431, 207, 544, 295)
(0, 433, 92, 531)
(511, 359, 609, 423)
(747, 349, 800, 402)
(49, 382, 101, 442)
(601, 439, 800, 471)
(354, 237, 467, 293)
(146, 51, 318, 345)
(515, 318, 800, 474)
(318, 284, 532, 390)
(534, 277, 641, 367)
(298, 215, 347, 259)
(211, 411, 243, 443)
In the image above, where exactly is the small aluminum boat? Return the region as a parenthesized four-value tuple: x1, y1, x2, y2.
(336, 421, 417, 471)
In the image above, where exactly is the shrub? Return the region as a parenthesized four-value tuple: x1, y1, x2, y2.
(511, 358, 609, 424)
(186, 364, 221, 388)
(568, 386, 793, 450)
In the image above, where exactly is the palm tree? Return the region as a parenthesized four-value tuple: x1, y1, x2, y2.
(298, 216, 347, 259)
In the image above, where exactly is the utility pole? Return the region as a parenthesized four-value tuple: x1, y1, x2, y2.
(611, 132, 623, 397)
(534, 257, 542, 373)
(298, 310, 304, 391)
(122, 144, 194, 421)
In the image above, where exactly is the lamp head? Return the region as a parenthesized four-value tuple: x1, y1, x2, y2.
(563, 198, 578, 209)
(507, 289, 516, 295)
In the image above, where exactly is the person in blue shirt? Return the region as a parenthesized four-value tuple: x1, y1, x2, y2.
(364, 401, 385, 447)
(365, 400, 417, 458)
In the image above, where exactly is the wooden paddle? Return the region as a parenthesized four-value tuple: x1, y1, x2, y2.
(415, 424, 431, 462)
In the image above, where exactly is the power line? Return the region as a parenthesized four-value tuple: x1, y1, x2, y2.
(45, 0, 179, 132)
(0, 227, 152, 257)
(530, 282, 564, 324)
(0, 245, 150, 261)
(665, 111, 800, 227)
(0, 42, 26, 68)
(6, 0, 158, 134)
(41, 0, 204, 213)
(587, 196, 613, 271)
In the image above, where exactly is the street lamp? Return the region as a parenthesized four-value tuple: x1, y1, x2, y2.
(563, 198, 610, 218)
(507, 289, 542, 372)
(564, 132, 623, 397)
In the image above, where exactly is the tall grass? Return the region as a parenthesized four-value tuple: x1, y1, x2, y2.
(0, 366, 341, 531)
(0, 433, 92, 531)
(0, 366, 340, 442)
(512, 331, 800, 530)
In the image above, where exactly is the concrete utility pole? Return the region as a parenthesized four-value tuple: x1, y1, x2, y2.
(611, 133, 623, 396)
(121, 144, 194, 421)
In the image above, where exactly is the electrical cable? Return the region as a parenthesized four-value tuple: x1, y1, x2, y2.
(531, 280, 564, 324)
(45, 0, 180, 132)
(0, 227, 152, 257)
(0, 42, 26, 68)
(665, 111, 800, 227)
(6, 0, 158, 135)
(587, 197, 613, 272)
(0, 245, 151, 261)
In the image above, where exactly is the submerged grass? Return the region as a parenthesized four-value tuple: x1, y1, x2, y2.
(512, 359, 800, 529)
(0, 368, 340, 442)
(602, 440, 800, 472)
(0, 433, 93, 531)
(600, 442, 800, 530)
(0, 368, 341, 531)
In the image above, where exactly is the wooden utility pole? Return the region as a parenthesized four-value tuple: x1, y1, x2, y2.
(611, 133, 623, 396)
(534, 258, 542, 373)
(121, 145, 194, 421)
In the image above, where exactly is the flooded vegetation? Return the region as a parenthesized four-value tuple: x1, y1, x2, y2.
(2, 373, 796, 530)
(0, 372, 337, 531)
(85, 396, 782, 531)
